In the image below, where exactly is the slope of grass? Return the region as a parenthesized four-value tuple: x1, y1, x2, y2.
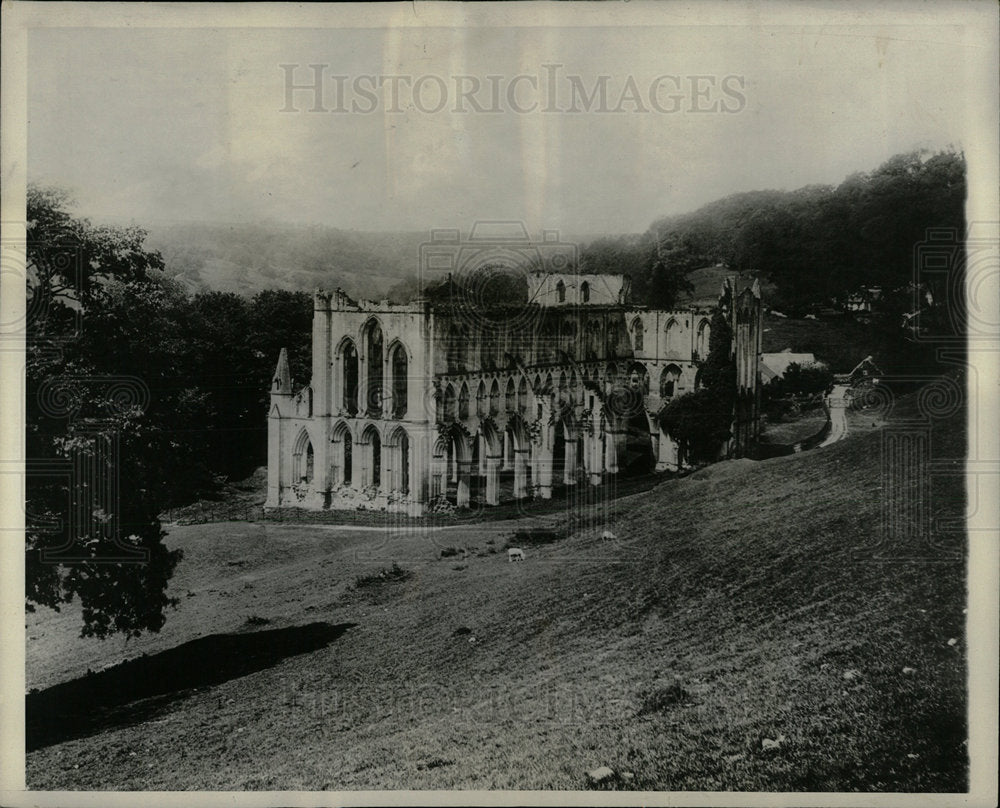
(760, 411, 829, 445)
(762, 315, 878, 372)
(25, 390, 966, 792)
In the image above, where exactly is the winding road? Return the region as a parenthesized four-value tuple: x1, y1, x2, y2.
(819, 383, 850, 447)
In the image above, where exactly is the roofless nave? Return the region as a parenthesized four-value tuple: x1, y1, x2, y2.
(265, 270, 762, 516)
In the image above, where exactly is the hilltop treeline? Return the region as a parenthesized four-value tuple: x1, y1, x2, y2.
(581, 149, 966, 314)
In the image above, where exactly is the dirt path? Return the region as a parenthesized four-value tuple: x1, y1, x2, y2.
(819, 383, 850, 447)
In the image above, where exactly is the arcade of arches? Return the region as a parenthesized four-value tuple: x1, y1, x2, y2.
(266, 276, 761, 515)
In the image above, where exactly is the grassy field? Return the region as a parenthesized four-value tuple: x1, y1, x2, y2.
(761, 315, 879, 373)
(759, 411, 829, 446)
(25, 388, 967, 792)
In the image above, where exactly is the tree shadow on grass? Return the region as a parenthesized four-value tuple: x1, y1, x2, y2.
(26, 621, 356, 752)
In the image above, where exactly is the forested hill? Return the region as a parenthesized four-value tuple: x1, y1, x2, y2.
(607, 149, 966, 313)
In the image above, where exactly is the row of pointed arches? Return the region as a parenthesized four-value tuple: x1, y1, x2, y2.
(629, 316, 711, 358)
(437, 361, 688, 425)
(335, 318, 409, 420)
(443, 313, 639, 372)
(554, 278, 591, 303)
(292, 421, 411, 494)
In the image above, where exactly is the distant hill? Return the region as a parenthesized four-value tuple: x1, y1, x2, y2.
(144, 222, 431, 299)
(144, 222, 610, 300)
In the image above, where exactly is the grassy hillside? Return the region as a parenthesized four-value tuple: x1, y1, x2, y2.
(26, 389, 966, 791)
(761, 314, 882, 373)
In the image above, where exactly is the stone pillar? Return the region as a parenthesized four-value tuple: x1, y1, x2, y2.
(485, 455, 501, 506)
(406, 434, 426, 516)
(431, 452, 447, 499)
(382, 356, 393, 419)
(478, 433, 487, 475)
(380, 439, 391, 494)
(311, 296, 332, 417)
(265, 414, 282, 507)
(612, 428, 628, 472)
(513, 449, 530, 499)
(604, 429, 619, 474)
(456, 460, 472, 507)
(502, 430, 512, 470)
(312, 420, 331, 495)
(352, 436, 365, 489)
(537, 436, 554, 499)
(648, 417, 660, 467)
(563, 439, 577, 486)
(357, 351, 368, 424)
(589, 432, 603, 486)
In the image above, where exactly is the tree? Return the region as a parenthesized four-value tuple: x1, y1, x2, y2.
(647, 258, 695, 310)
(658, 306, 735, 463)
(642, 149, 965, 318)
(781, 362, 834, 398)
(659, 388, 732, 463)
(26, 186, 182, 638)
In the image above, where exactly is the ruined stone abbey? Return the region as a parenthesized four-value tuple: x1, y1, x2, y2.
(265, 264, 762, 516)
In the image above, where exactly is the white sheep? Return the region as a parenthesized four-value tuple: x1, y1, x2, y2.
(507, 548, 525, 562)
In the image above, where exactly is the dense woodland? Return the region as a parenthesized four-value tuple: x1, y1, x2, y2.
(583, 148, 966, 316)
(24, 148, 966, 637)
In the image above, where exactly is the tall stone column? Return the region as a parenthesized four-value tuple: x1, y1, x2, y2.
(589, 432, 604, 486)
(537, 438, 554, 500)
(456, 460, 472, 507)
(311, 295, 332, 417)
(352, 437, 365, 490)
(312, 424, 331, 496)
(431, 454, 447, 498)
(406, 433, 428, 516)
(604, 429, 619, 474)
(563, 440, 577, 486)
(485, 455, 501, 505)
(382, 356, 393, 419)
(266, 415, 282, 507)
(513, 449, 530, 499)
(647, 415, 661, 469)
(613, 428, 628, 472)
(380, 439, 391, 494)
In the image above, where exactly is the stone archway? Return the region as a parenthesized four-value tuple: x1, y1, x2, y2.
(360, 424, 382, 489)
(387, 426, 410, 494)
(331, 421, 354, 487)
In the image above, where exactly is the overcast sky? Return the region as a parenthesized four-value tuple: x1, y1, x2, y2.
(27, 17, 973, 236)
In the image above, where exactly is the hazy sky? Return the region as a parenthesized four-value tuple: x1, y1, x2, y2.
(28, 18, 972, 235)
